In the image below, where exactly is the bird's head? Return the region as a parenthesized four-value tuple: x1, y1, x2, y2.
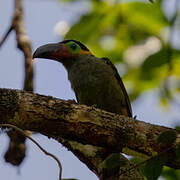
(33, 40, 92, 67)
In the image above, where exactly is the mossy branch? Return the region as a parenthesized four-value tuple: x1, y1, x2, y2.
(0, 88, 180, 171)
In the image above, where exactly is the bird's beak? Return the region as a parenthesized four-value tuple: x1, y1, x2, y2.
(33, 43, 64, 61)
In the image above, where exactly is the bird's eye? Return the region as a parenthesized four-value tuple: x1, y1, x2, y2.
(70, 43, 77, 50)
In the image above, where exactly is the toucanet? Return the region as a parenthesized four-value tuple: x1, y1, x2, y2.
(33, 40, 132, 117)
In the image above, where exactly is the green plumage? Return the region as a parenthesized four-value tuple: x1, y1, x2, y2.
(33, 40, 132, 117)
(66, 54, 132, 117)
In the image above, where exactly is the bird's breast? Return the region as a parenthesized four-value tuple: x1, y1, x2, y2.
(67, 59, 125, 114)
(68, 59, 110, 92)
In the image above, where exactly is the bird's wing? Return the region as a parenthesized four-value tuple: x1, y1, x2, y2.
(101, 57, 132, 117)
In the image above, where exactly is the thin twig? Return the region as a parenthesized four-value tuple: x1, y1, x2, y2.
(0, 26, 13, 48)
(0, 124, 62, 180)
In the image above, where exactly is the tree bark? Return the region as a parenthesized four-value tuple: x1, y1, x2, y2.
(0, 88, 180, 173)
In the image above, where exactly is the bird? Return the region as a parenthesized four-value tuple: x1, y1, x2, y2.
(33, 40, 132, 118)
(33, 40, 133, 179)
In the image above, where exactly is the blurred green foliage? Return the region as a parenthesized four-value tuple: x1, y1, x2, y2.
(62, 0, 180, 104)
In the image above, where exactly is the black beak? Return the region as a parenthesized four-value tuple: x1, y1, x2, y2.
(33, 43, 63, 60)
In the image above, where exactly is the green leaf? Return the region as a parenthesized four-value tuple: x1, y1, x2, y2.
(100, 153, 127, 169)
(142, 48, 180, 71)
(142, 49, 169, 72)
(142, 155, 166, 180)
(162, 166, 180, 180)
(157, 131, 177, 145)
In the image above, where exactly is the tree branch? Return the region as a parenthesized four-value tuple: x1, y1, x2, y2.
(13, 0, 33, 91)
(0, 88, 179, 171)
